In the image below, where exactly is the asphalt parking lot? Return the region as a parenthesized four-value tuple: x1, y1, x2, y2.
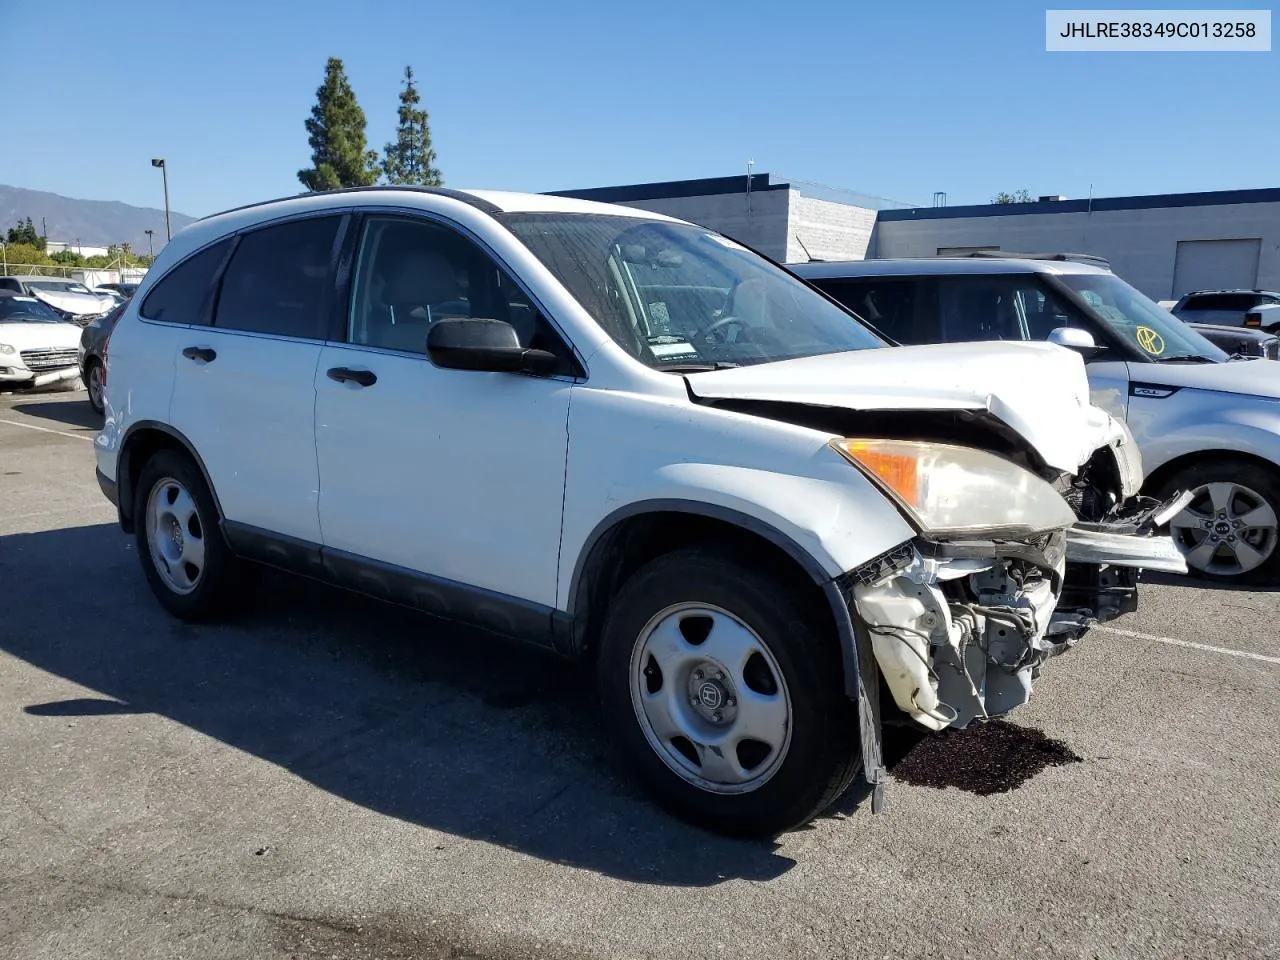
(1, 391, 1277, 960)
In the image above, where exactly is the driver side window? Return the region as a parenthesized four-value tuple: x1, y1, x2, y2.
(348, 216, 565, 361)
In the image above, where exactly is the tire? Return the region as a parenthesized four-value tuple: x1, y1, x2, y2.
(133, 448, 249, 621)
(597, 547, 861, 837)
(1157, 458, 1280, 584)
(84, 360, 104, 415)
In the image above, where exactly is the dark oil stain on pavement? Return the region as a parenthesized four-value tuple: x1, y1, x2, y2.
(891, 718, 1082, 795)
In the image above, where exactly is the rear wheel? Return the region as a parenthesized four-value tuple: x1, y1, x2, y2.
(1159, 459, 1280, 584)
(597, 547, 861, 837)
(85, 360, 104, 414)
(134, 449, 249, 621)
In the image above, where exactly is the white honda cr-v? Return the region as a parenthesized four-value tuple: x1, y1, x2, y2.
(93, 187, 1183, 837)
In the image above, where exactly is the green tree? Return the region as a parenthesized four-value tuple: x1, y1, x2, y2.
(382, 66, 443, 186)
(49, 250, 86, 266)
(0, 242, 50, 268)
(298, 57, 379, 192)
(7, 217, 46, 250)
(992, 189, 1034, 204)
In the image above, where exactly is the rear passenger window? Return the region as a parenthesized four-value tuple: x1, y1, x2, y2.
(815, 279, 932, 343)
(1184, 293, 1251, 311)
(138, 239, 232, 323)
(213, 216, 342, 339)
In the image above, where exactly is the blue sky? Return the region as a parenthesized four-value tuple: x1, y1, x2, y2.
(4, 0, 1276, 217)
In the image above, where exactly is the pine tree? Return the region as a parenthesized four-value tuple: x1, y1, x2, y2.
(298, 57, 379, 192)
(381, 66, 443, 186)
(7, 217, 45, 249)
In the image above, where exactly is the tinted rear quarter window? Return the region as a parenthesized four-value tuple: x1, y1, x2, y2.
(140, 239, 233, 323)
(1184, 293, 1254, 311)
(813, 278, 933, 343)
(212, 215, 341, 339)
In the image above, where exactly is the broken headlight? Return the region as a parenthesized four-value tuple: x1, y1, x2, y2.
(830, 438, 1077, 537)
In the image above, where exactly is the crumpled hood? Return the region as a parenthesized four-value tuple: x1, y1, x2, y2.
(30, 289, 113, 316)
(0, 320, 83, 350)
(1133, 356, 1280, 399)
(685, 341, 1111, 474)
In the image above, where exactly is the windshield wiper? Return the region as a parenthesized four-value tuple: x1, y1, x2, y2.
(1146, 354, 1219, 364)
(657, 361, 742, 373)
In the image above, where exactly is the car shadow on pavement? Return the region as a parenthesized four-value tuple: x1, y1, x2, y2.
(1141, 570, 1280, 593)
(0, 522, 824, 887)
(10, 399, 101, 431)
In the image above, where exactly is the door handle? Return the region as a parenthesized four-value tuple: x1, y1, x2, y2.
(327, 366, 377, 387)
(181, 346, 216, 363)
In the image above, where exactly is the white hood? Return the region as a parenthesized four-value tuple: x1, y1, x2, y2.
(30, 289, 113, 316)
(685, 341, 1110, 474)
(0, 320, 83, 350)
(1133, 356, 1280, 400)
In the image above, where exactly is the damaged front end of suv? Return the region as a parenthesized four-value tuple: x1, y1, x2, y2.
(835, 431, 1188, 735)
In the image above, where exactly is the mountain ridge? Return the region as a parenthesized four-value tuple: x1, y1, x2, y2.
(0, 184, 197, 254)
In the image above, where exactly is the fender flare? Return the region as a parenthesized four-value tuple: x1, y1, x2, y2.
(116, 420, 224, 532)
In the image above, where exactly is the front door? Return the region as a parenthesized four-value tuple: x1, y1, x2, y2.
(313, 212, 576, 623)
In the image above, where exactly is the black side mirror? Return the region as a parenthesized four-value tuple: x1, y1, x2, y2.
(426, 317, 558, 375)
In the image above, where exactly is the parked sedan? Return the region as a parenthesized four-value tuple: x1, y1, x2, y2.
(0, 292, 83, 391)
(0, 276, 115, 326)
(79, 299, 127, 414)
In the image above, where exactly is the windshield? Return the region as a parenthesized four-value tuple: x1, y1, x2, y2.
(28, 279, 93, 295)
(500, 213, 884, 368)
(1058, 273, 1228, 362)
(0, 295, 65, 323)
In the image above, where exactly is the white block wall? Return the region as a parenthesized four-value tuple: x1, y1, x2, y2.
(873, 202, 1280, 300)
(603, 190, 792, 261)
(785, 194, 878, 263)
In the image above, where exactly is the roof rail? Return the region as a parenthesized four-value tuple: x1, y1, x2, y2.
(949, 250, 1112, 267)
(194, 185, 502, 223)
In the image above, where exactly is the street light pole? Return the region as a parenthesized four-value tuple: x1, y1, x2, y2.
(144, 229, 155, 258)
(151, 158, 171, 242)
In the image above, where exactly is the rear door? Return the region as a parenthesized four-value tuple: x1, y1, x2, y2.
(167, 213, 347, 546)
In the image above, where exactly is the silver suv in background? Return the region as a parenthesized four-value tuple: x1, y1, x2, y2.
(794, 254, 1280, 584)
(1171, 289, 1280, 331)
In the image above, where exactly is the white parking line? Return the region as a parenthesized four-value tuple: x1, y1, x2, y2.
(1097, 625, 1280, 665)
(0, 418, 95, 442)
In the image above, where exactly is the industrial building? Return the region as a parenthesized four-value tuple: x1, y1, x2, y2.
(552, 175, 1280, 301)
(549, 174, 913, 264)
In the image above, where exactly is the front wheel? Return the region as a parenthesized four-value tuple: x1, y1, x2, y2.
(1160, 459, 1280, 583)
(597, 547, 861, 837)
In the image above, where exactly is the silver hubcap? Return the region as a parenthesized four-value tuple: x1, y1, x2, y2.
(629, 603, 792, 795)
(88, 364, 103, 408)
(1170, 481, 1278, 576)
(145, 479, 206, 595)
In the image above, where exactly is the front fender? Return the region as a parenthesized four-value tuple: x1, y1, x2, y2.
(1129, 390, 1280, 479)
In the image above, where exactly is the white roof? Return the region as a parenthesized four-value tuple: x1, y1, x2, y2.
(462, 189, 678, 219)
(165, 187, 683, 266)
(791, 257, 1112, 279)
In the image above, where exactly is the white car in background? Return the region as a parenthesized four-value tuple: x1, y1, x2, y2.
(1170, 289, 1280, 331)
(0, 276, 116, 325)
(796, 254, 1280, 583)
(94, 188, 1182, 836)
(0, 292, 83, 389)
